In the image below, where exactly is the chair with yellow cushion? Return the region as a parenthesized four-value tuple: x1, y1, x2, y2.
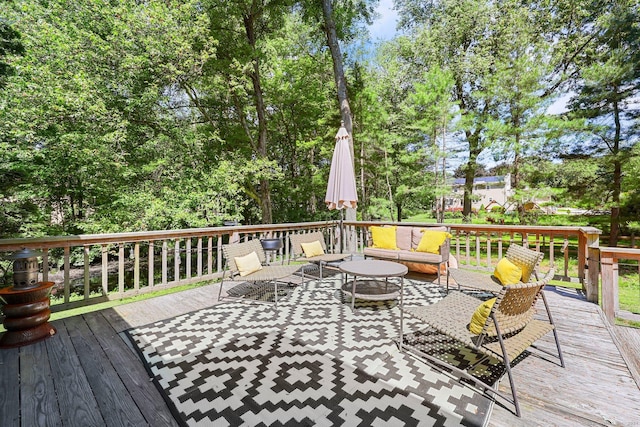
(448, 243, 544, 293)
(289, 231, 352, 278)
(218, 239, 309, 308)
(400, 267, 563, 417)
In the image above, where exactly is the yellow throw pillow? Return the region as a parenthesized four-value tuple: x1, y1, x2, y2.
(416, 230, 452, 254)
(234, 251, 263, 277)
(301, 240, 325, 258)
(371, 226, 398, 249)
(494, 257, 522, 285)
(469, 297, 496, 334)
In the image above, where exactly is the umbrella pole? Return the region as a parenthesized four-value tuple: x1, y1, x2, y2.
(340, 209, 344, 254)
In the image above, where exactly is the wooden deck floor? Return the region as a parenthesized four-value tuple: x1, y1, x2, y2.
(1, 278, 639, 426)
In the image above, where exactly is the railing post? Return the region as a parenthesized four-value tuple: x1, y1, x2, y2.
(102, 244, 108, 295)
(64, 245, 70, 303)
(118, 243, 125, 296)
(134, 242, 140, 292)
(42, 248, 49, 282)
(580, 227, 601, 303)
(148, 241, 155, 288)
(600, 250, 618, 323)
(84, 245, 90, 300)
(162, 240, 168, 285)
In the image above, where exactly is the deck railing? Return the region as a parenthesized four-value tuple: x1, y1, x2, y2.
(0, 221, 340, 312)
(0, 220, 622, 320)
(600, 247, 640, 322)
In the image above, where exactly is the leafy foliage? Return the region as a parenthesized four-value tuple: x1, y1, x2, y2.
(0, 0, 638, 240)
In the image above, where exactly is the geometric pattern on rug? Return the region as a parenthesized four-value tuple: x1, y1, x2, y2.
(125, 277, 498, 427)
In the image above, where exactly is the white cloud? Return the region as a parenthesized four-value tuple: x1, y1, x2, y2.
(369, 0, 399, 41)
(547, 92, 573, 115)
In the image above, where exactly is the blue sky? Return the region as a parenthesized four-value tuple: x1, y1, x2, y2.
(369, 0, 399, 41)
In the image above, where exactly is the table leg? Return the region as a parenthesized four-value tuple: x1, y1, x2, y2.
(351, 275, 357, 311)
(399, 276, 404, 348)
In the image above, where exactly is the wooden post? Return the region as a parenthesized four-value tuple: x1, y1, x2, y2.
(162, 240, 168, 285)
(134, 242, 140, 292)
(217, 236, 223, 273)
(207, 236, 213, 275)
(84, 246, 90, 300)
(581, 227, 601, 303)
(197, 237, 202, 278)
(600, 251, 618, 323)
(186, 238, 191, 279)
(64, 246, 70, 303)
(174, 240, 180, 283)
(102, 244, 108, 295)
(118, 243, 125, 296)
(42, 248, 49, 283)
(148, 241, 155, 288)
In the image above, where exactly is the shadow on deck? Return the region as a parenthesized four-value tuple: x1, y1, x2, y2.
(1, 274, 639, 426)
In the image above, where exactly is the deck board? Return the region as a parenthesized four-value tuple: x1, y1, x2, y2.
(45, 321, 105, 427)
(84, 312, 179, 427)
(20, 340, 61, 427)
(611, 324, 640, 389)
(2, 277, 640, 426)
(489, 285, 640, 426)
(64, 315, 149, 427)
(0, 346, 20, 427)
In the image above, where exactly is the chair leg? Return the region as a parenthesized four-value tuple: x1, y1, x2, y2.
(218, 270, 227, 302)
(540, 291, 565, 367)
(492, 314, 522, 417)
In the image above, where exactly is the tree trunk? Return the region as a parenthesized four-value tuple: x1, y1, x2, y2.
(322, 0, 356, 247)
(244, 11, 272, 224)
(321, 0, 354, 161)
(463, 161, 475, 222)
(609, 99, 622, 246)
(463, 133, 482, 222)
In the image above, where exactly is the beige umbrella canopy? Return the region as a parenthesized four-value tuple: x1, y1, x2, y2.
(325, 123, 358, 210)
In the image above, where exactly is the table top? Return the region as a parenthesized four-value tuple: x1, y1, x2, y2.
(339, 259, 408, 278)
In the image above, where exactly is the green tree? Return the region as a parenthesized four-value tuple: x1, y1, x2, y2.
(404, 65, 456, 222)
(355, 42, 437, 221)
(567, 0, 640, 246)
(0, 17, 24, 88)
(397, 0, 504, 221)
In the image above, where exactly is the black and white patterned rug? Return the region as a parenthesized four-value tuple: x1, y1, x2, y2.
(125, 277, 497, 426)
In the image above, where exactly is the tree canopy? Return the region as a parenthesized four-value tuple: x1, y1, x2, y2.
(0, 0, 638, 245)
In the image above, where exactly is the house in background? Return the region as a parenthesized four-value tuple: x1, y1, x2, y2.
(446, 174, 513, 212)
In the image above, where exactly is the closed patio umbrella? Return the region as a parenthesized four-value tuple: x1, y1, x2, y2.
(325, 123, 358, 211)
(325, 123, 357, 253)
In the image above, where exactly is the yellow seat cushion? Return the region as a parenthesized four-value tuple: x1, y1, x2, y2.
(371, 226, 398, 250)
(469, 297, 496, 334)
(301, 240, 325, 258)
(494, 257, 522, 285)
(416, 230, 451, 254)
(234, 251, 263, 277)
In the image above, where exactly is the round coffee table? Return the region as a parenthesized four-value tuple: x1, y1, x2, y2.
(339, 259, 408, 311)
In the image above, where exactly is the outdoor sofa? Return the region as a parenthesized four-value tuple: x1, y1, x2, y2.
(363, 225, 451, 284)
